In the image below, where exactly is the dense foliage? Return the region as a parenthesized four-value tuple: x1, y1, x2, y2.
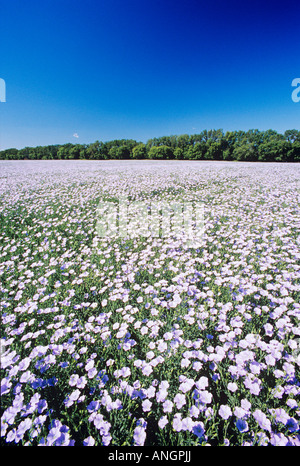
(1, 129, 300, 162)
(0, 161, 299, 446)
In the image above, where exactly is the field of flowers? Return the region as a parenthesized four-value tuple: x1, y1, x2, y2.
(1, 160, 300, 446)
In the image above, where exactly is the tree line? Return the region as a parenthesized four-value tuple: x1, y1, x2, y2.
(1, 129, 300, 162)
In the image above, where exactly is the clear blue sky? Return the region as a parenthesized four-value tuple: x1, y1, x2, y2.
(0, 0, 299, 150)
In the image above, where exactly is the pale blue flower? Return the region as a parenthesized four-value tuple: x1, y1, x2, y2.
(133, 426, 146, 446)
(174, 393, 186, 409)
(142, 399, 152, 412)
(172, 414, 183, 432)
(218, 405, 232, 420)
(253, 409, 271, 432)
(158, 416, 168, 429)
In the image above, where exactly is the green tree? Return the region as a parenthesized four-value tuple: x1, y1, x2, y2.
(183, 146, 195, 160)
(205, 141, 224, 160)
(232, 143, 257, 161)
(148, 145, 174, 159)
(79, 146, 88, 159)
(1, 130, 299, 162)
(177, 134, 190, 150)
(57, 144, 73, 159)
(68, 144, 83, 159)
(108, 145, 131, 159)
(284, 129, 300, 143)
(173, 147, 184, 159)
(222, 148, 232, 160)
(86, 140, 105, 159)
(0, 148, 18, 159)
(288, 141, 300, 162)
